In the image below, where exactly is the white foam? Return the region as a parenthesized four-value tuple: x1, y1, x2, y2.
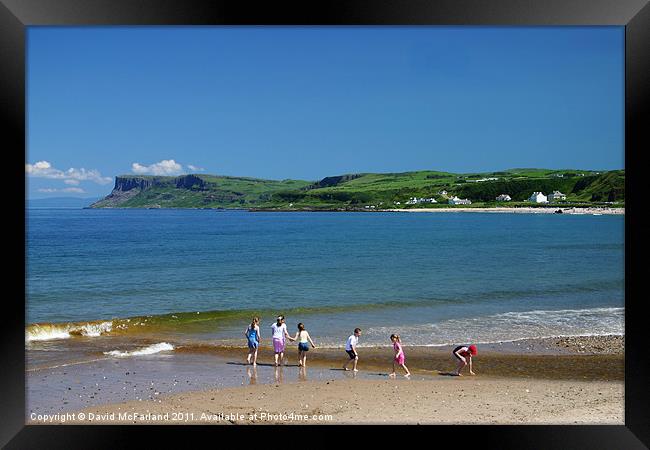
(79, 321, 113, 337)
(26, 321, 114, 342)
(104, 342, 174, 358)
(26, 328, 71, 342)
(361, 307, 624, 346)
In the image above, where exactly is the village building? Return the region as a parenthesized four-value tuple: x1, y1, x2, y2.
(548, 191, 567, 202)
(496, 194, 512, 202)
(468, 177, 499, 183)
(528, 192, 548, 203)
(448, 196, 472, 205)
(405, 197, 437, 205)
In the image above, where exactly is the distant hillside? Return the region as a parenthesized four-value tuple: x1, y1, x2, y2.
(89, 169, 624, 210)
(90, 175, 312, 208)
(455, 170, 625, 203)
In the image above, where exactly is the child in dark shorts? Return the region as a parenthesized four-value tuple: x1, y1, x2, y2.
(452, 344, 477, 376)
(292, 322, 317, 367)
(343, 328, 361, 371)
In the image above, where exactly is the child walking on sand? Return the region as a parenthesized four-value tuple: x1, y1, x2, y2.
(244, 317, 261, 366)
(292, 323, 317, 367)
(342, 328, 361, 371)
(452, 344, 477, 376)
(389, 334, 410, 378)
(270, 315, 294, 366)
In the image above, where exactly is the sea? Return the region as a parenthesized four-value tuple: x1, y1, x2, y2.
(25, 209, 624, 414)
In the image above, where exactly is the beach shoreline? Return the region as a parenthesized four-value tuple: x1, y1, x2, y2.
(88, 206, 626, 214)
(173, 334, 624, 381)
(382, 207, 624, 215)
(28, 334, 624, 425)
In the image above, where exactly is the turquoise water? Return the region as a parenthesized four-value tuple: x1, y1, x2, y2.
(26, 209, 624, 350)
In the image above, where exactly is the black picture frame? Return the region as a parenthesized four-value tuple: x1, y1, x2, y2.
(4, 0, 649, 447)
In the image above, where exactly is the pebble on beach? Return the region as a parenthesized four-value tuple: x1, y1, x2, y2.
(552, 335, 624, 354)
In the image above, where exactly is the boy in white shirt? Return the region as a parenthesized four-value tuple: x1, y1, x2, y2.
(343, 328, 361, 372)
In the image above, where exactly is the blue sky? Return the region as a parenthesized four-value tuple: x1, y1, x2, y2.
(26, 26, 624, 198)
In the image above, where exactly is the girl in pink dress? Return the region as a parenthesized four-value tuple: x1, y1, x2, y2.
(389, 334, 411, 378)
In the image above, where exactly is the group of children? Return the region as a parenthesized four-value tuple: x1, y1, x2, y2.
(245, 315, 317, 368)
(244, 315, 478, 376)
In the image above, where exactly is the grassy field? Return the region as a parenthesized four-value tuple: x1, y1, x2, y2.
(90, 168, 625, 210)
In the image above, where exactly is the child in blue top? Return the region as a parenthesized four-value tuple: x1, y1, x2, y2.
(245, 317, 261, 366)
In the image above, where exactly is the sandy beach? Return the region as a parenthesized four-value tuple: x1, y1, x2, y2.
(383, 207, 624, 215)
(34, 335, 624, 425)
(59, 376, 622, 425)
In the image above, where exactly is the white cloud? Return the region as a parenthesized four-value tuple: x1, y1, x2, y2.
(26, 161, 112, 185)
(131, 159, 185, 176)
(37, 187, 86, 194)
(64, 168, 113, 184)
(26, 161, 58, 178)
(187, 165, 205, 172)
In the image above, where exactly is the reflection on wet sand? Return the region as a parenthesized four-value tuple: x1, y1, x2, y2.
(246, 366, 257, 385)
(274, 366, 284, 384)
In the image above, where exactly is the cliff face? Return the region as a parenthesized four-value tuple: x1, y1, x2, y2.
(112, 175, 208, 192)
(113, 177, 156, 192)
(174, 174, 207, 190)
(91, 175, 207, 208)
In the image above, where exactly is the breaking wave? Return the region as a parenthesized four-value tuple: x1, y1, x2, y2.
(103, 342, 175, 357)
(26, 321, 114, 342)
(362, 307, 624, 346)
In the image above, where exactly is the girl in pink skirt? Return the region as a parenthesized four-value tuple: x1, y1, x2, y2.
(270, 315, 294, 366)
(389, 334, 411, 378)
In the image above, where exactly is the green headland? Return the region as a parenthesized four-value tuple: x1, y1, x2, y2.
(88, 168, 625, 210)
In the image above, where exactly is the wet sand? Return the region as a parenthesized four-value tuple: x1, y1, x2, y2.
(29, 335, 624, 425)
(174, 336, 624, 382)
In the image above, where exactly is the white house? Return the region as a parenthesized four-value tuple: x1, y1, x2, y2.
(528, 192, 548, 203)
(406, 197, 437, 205)
(496, 194, 512, 202)
(468, 177, 499, 183)
(438, 190, 448, 196)
(448, 196, 472, 205)
(548, 191, 567, 202)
